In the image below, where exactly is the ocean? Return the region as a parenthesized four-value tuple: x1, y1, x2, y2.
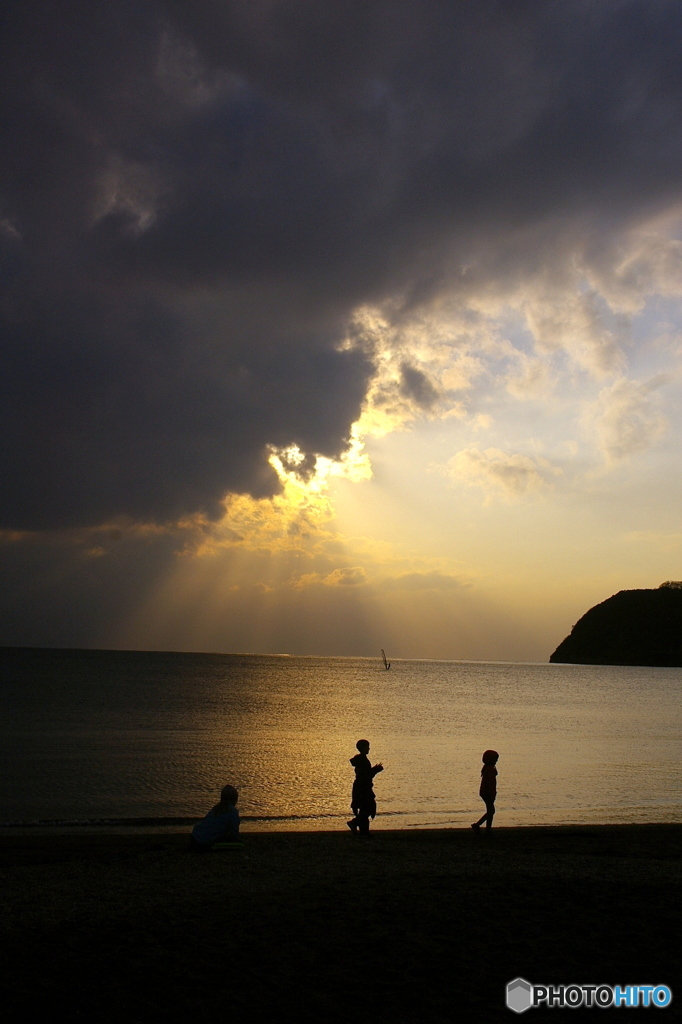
(1, 647, 681, 831)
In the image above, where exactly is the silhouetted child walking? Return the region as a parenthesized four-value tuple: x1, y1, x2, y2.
(347, 739, 383, 835)
(472, 749, 499, 831)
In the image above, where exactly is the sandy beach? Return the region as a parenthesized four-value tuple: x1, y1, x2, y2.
(1, 823, 679, 1022)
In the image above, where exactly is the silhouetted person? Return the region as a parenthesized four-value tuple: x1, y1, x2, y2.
(471, 750, 499, 831)
(188, 784, 241, 852)
(347, 739, 384, 835)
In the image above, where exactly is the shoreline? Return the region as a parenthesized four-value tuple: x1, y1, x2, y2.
(2, 819, 681, 856)
(4, 815, 680, 850)
(1, 818, 681, 856)
(2, 814, 681, 838)
(2, 823, 680, 1021)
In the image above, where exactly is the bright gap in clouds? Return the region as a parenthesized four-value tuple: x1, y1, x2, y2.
(123, 214, 682, 661)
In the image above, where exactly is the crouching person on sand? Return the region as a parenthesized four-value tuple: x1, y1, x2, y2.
(188, 785, 242, 852)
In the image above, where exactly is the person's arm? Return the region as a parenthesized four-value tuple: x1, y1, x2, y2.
(371, 762, 384, 776)
(480, 767, 496, 800)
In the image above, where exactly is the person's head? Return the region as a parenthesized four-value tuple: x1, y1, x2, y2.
(482, 749, 499, 765)
(220, 784, 239, 805)
(356, 739, 370, 754)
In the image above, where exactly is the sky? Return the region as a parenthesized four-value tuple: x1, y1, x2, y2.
(1, 0, 682, 660)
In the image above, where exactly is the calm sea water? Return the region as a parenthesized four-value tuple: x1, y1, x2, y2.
(1, 648, 681, 831)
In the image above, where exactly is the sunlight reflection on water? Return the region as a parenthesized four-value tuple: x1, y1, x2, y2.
(1, 650, 680, 829)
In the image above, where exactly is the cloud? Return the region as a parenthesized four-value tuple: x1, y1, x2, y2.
(383, 571, 465, 591)
(2, 1, 682, 535)
(293, 566, 368, 589)
(445, 447, 561, 500)
(626, 530, 682, 552)
(590, 376, 668, 463)
(505, 353, 555, 400)
(322, 566, 368, 587)
(520, 288, 625, 377)
(584, 219, 682, 315)
(399, 363, 440, 409)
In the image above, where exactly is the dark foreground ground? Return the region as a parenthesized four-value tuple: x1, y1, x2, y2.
(0, 824, 680, 1023)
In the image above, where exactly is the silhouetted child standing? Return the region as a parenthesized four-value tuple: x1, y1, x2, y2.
(472, 749, 499, 831)
(347, 739, 383, 835)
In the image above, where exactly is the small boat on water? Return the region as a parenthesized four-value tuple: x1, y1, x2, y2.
(381, 649, 391, 670)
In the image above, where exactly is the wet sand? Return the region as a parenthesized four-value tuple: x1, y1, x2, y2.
(1, 824, 680, 1022)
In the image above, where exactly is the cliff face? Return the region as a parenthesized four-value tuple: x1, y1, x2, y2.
(550, 585, 682, 666)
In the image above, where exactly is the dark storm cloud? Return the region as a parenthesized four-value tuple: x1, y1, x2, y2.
(2, 0, 682, 530)
(0, 528, 181, 648)
(399, 364, 439, 410)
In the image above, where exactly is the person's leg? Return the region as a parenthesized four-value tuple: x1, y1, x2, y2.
(472, 797, 493, 830)
(357, 810, 370, 835)
(472, 801, 484, 828)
